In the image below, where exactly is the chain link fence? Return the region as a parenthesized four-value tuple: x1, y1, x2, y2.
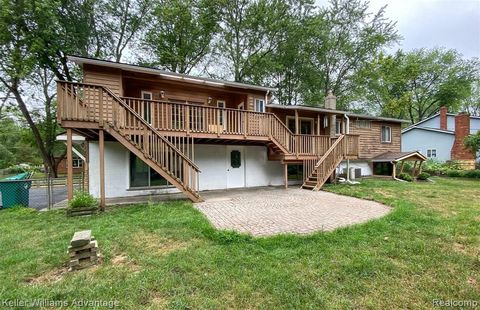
(0, 174, 85, 211)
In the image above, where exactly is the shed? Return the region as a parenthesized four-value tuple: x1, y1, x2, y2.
(372, 151, 427, 179)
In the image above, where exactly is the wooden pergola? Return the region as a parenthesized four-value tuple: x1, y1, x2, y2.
(371, 151, 427, 180)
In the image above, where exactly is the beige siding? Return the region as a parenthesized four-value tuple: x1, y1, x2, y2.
(350, 120, 401, 159)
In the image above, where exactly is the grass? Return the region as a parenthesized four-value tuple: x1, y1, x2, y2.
(0, 178, 479, 309)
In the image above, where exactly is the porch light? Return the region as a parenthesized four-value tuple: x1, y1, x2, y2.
(208, 97, 212, 104)
(160, 91, 165, 99)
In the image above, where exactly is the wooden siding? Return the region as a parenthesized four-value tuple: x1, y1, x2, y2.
(350, 119, 401, 159)
(83, 64, 123, 96)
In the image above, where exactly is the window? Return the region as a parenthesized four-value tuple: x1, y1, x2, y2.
(427, 149, 437, 158)
(72, 158, 83, 168)
(286, 117, 313, 134)
(141, 91, 152, 124)
(230, 150, 241, 168)
(287, 164, 303, 181)
(254, 98, 265, 112)
(130, 152, 168, 188)
(335, 120, 342, 134)
(381, 126, 391, 143)
(217, 100, 225, 126)
(356, 120, 371, 129)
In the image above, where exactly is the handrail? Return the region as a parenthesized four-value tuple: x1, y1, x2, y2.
(58, 81, 200, 171)
(314, 135, 345, 168)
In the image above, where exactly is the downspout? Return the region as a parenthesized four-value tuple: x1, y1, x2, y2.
(344, 114, 350, 182)
(265, 90, 270, 111)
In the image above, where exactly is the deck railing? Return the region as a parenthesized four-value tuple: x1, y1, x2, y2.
(57, 81, 201, 200)
(57, 81, 359, 160)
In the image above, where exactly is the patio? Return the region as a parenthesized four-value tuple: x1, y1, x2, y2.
(194, 186, 391, 236)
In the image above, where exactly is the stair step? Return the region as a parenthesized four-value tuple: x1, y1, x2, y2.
(302, 184, 315, 189)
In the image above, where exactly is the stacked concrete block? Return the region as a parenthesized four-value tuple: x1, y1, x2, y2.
(68, 230, 98, 270)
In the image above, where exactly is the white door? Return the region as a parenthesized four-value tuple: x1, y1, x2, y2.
(226, 146, 245, 188)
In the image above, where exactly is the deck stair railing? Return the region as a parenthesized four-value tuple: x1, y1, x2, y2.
(57, 81, 359, 197)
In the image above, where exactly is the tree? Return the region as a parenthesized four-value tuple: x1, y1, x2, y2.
(96, 0, 152, 62)
(300, 0, 399, 108)
(464, 131, 480, 159)
(356, 48, 478, 123)
(462, 80, 480, 116)
(142, 0, 219, 74)
(214, 0, 291, 83)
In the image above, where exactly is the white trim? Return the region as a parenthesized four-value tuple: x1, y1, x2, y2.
(237, 102, 244, 110)
(381, 125, 392, 143)
(254, 98, 265, 113)
(68, 55, 276, 92)
(141, 91, 153, 100)
(286, 116, 314, 134)
(402, 125, 455, 135)
(216, 100, 225, 108)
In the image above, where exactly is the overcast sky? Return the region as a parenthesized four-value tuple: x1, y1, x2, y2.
(318, 0, 480, 59)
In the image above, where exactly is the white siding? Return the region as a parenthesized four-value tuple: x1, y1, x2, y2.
(89, 142, 284, 198)
(338, 160, 372, 176)
(401, 128, 454, 162)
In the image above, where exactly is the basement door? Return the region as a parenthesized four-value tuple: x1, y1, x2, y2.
(226, 146, 245, 188)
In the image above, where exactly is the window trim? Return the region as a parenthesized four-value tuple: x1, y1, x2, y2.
(426, 149, 437, 158)
(381, 125, 392, 143)
(71, 158, 83, 168)
(286, 116, 314, 135)
(254, 98, 265, 113)
(335, 119, 342, 135)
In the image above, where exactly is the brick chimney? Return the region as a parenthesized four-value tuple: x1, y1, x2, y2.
(439, 106, 447, 130)
(325, 91, 337, 137)
(451, 112, 475, 162)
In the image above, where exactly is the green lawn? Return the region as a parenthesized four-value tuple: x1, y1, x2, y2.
(0, 178, 479, 309)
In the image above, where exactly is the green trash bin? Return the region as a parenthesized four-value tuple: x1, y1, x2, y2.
(0, 173, 32, 208)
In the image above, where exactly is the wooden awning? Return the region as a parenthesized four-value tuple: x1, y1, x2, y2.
(372, 151, 427, 163)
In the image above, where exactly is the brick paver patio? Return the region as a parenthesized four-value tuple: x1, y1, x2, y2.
(194, 187, 391, 236)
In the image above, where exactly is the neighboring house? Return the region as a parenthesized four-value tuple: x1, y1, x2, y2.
(402, 107, 479, 168)
(57, 56, 407, 205)
(56, 156, 83, 174)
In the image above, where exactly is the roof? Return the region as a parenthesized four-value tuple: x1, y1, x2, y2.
(266, 104, 409, 123)
(372, 151, 427, 162)
(402, 111, 480, 133)
(402, 126, 455, 135)
(68, 55, 275, 93)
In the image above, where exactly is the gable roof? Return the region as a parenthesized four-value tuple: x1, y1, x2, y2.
(402, 111, 480, 133)
(266, 104, 409, 123)
(372, 151, 427, 162)
(401, 126, 455, 135)
(68, 55, 276, 93)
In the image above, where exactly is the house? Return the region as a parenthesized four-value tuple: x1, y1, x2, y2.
(57, 56, 407, 206)
(402, 107, 479, 169)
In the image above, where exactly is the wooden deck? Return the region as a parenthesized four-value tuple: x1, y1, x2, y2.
(57, 81, 360, 202)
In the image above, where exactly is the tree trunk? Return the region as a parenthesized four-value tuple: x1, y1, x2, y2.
(11, 86, 55, 175)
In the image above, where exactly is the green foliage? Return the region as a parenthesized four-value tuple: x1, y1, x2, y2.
(422, 159, 462, 175)
(398, 173, 413, 182)
(143, 0, 219, 74)
(356, 48, 478, 122)
(464, 131, 480, 156)
(68, 191, 98, 209)
(417, 172, 431, 181)
(446, 169, 480, 179)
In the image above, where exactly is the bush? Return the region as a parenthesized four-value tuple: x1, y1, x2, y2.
(446, 170, 466, 178)
(6, 165, 26, 174)
(398, 173, 413, 182)
(464, 170, 480, 179)
(69, 191, 98, 209)
(417, 172, 431, 180)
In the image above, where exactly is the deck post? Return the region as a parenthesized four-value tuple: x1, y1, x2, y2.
(67, 128, 74, 201)
(317, 114, 320, 135)
(284, 163, 288, 189)
(411, 160, 418, 179)
(99, 129, 106, 211)
(295, 110, 299, 135)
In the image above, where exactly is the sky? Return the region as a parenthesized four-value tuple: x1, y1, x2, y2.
(318, 0, 480, 59)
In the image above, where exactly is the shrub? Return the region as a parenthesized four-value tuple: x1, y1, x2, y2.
(446, 170, 466, 178)
(398, 173, 413, 182)
(6, 165, 26, 174)
(69, 191, 98, 209)
(464, 170, 480, 179)
(417, 172, 431, 180)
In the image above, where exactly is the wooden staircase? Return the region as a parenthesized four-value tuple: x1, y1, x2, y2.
(302, 135, 347, 191)
(57, 82, 203, 202)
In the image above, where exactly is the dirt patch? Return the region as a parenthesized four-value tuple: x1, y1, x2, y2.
(131, 232, 192, 256)
(150, 292, 168, 308)
(25, 266, 69, 285)
(111, 254, 141, 272)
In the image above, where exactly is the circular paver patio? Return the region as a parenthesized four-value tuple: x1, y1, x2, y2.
(194, 187, 391, 237)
